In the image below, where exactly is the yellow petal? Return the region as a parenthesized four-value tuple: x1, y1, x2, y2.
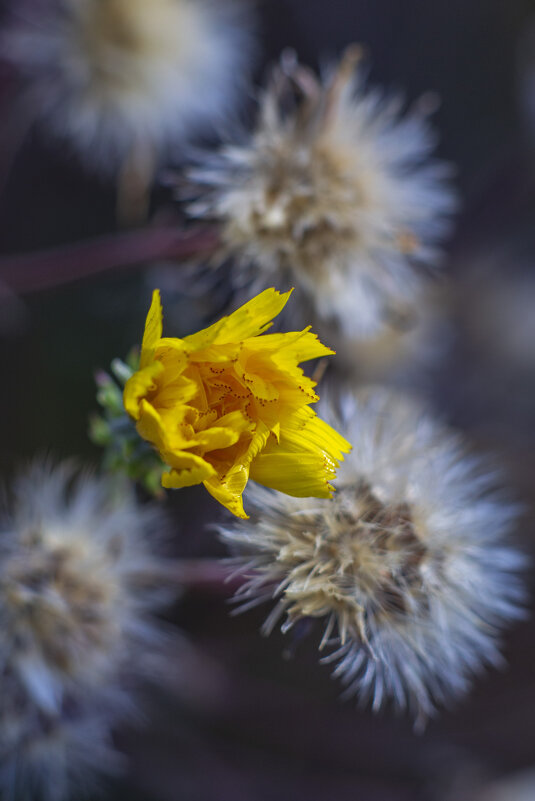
(281, 408, 352, 462)
(216, 288, 292, 343)
(186, 343, 240, 364)
(161, 448, 214, 473)
(236, 366, 280, 402)
(156, 337, 188, 355)
(136, 399, 167, 449)
(249, 452, 335, 498)
(203, 469, 249, 519)
(124, 362, 164, 420)
(154, 339, 189, 373)
(140, 290, 163, 368)
(247, 329, 335, 362)
(162, 461, 216, 489)
(184, 288, 292, 351)
(215, 410, 254, 436)
(153, 373, 198, 410)
(237, 346, 318, 404)
(193, 424, 243, 453)
(240, 421, 271, 468)
(201, 423, 272, 518)
(181, 318, 226, 352)
(274, 378, 319, 407)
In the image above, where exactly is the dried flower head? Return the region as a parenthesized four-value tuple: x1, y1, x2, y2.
(4, 0, 252, 173)
(123, 288, 351, 519)
(187, 47, 456, 339)
(221, 390, 526, 723)
(0, 461, 172, 799)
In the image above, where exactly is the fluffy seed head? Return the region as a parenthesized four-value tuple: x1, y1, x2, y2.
(4, 0, 253, 172)
(187, 47, 456, 338)
(0, 461, 172, 799)
(221, 390, 526, 724)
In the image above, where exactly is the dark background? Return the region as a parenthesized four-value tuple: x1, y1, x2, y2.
(2, 1, 535, 799)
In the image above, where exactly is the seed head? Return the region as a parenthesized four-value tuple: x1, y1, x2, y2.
(0, 461, 172, 799)
(221, 390, 526, 724)
(4, 0, 253, 173)
(187, 47, 456, 340)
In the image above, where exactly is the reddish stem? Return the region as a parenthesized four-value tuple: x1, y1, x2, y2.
(0, 225, 220, 294)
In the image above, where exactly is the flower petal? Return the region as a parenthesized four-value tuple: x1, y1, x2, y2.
(184, 288, 292, 351)
(162, 462, 216, 489)
(136, 400, 168, 449)
(247, 329, 335, 362)
(124, 362, 164, 420)
(281, 408, 352, 462)
(204, 469, 249, 519)
(140, 290, 163, 368)
(249, 452, 336, 498)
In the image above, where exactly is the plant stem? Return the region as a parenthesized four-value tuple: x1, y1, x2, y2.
(0, 225, 219, 294)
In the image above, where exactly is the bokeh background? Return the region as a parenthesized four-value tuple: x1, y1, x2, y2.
(2, 1, 535, 799)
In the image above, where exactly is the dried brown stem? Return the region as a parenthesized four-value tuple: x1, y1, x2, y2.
(0, 224, 220, 294)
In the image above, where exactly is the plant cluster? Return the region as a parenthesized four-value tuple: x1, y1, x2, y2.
(0, 2, 528, 798)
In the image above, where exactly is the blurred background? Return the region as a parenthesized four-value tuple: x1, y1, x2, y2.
(2, 1, 535, 799)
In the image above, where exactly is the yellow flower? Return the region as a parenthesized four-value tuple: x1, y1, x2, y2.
(124, 288, 351, 518)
